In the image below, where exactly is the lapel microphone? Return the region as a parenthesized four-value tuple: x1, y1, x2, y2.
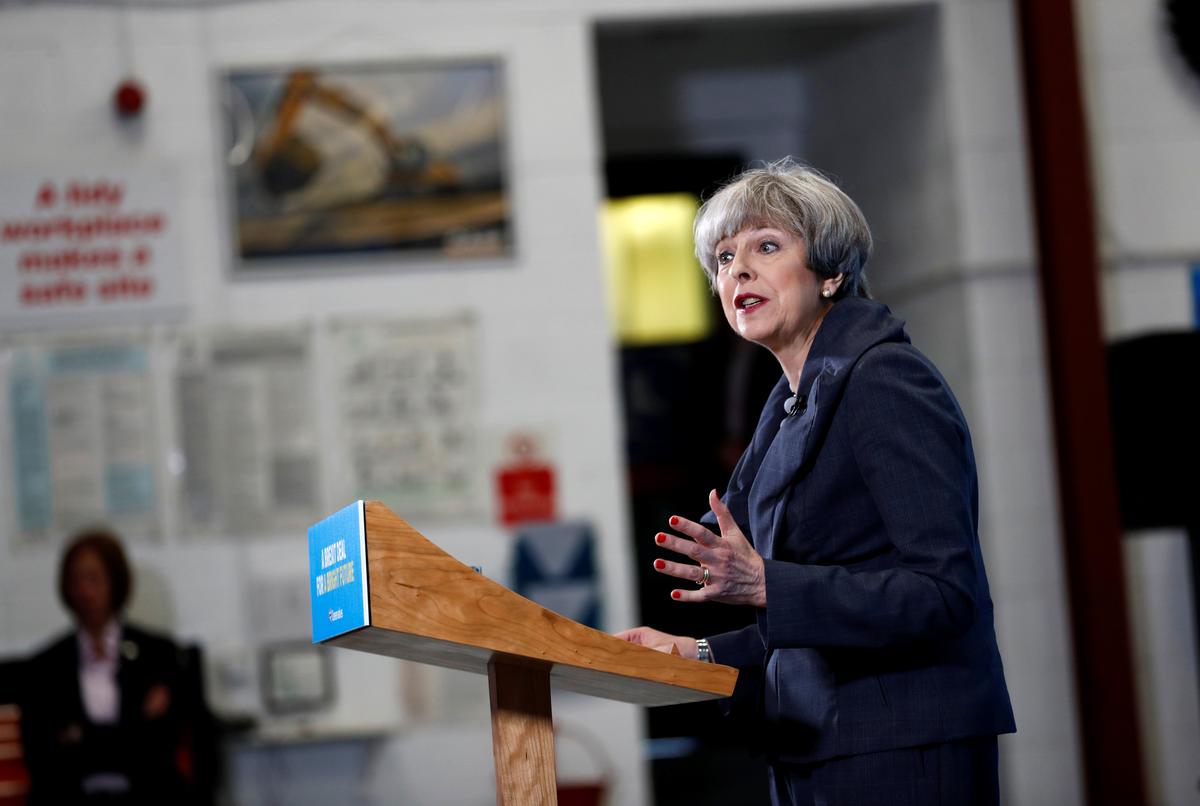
(783, 390, 806, 417)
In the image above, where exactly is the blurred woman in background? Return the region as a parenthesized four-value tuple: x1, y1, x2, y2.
(20, 528, 193, 805)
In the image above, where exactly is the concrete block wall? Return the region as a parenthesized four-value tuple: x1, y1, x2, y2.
(937, 3, 1086, 802)
(1080, 2, 1200, 803)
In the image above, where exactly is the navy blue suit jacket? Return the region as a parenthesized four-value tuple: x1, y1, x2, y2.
(706, 298, 1015, 763)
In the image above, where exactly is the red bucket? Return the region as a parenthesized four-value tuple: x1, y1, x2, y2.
(557, 782, 606, 806)
(555, 721, 613, 806)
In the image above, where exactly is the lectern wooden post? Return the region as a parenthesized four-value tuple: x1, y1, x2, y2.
(307, 501, 737, 805)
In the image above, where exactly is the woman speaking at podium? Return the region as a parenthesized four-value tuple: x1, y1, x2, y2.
(618, 159, 1015, 806)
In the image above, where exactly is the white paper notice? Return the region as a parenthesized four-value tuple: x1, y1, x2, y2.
(175, 330, 319, 536)
(7, 339, 160, 544)
(329, 316, 479, 520)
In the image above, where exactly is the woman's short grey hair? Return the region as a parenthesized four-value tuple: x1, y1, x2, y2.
(694, 158, 872, 299)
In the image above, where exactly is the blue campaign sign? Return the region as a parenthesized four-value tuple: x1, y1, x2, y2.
(1192, 264, 1200, 328)
(308, 500, 370, 643)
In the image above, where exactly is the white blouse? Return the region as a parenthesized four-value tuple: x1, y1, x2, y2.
(77, 620, 120, 724)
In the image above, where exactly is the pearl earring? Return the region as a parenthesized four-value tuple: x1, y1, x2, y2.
(822, 287, 834, 298)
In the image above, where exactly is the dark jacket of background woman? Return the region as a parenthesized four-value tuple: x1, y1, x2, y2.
(706, 297, 1016, 763)
(20, 622, 189, 805)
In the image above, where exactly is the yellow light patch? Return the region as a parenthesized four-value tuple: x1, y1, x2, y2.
(601, 194, 713, 346)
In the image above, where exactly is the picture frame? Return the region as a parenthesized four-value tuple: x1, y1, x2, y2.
(222, 58, 512, 270)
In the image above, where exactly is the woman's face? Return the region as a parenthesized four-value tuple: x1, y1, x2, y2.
(66, 549, 114, 630)
(713, 225, 830, 353)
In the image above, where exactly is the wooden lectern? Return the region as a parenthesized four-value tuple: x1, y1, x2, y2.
(308, 501, 737, 805)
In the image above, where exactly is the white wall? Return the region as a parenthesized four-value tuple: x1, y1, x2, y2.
(936, 2, 1089, 802)
(806, 6, 958, 298)
(1080, 0, 1200, 341)
(1079, 2, 1200, 804)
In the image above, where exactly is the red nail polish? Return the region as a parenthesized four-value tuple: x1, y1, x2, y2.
(671, 590, 681, 599)
(655, 533, 666, 544)
(669, 516, 679, 527)
(654, 559, 665, 570)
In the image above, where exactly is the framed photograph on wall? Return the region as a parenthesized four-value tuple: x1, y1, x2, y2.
(222, 59, 511, 269)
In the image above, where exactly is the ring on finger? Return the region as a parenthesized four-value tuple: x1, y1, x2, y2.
(698, 566, 710, 587)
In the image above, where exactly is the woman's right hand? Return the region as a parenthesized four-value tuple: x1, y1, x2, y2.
(614, 627, 698, 660)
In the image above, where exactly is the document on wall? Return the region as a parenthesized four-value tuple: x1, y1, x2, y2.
(174, 329, 319, 536)
(328, 315, 480, 520)
(6, 338, 160, 544)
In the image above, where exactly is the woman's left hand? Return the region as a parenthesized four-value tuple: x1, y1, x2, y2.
(613, 627, 697, 659)
(653, 489, 767, 607)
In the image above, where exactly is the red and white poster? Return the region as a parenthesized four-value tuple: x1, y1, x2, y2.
(495, 432, 557, 527)
(0, 168, 185, 327)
